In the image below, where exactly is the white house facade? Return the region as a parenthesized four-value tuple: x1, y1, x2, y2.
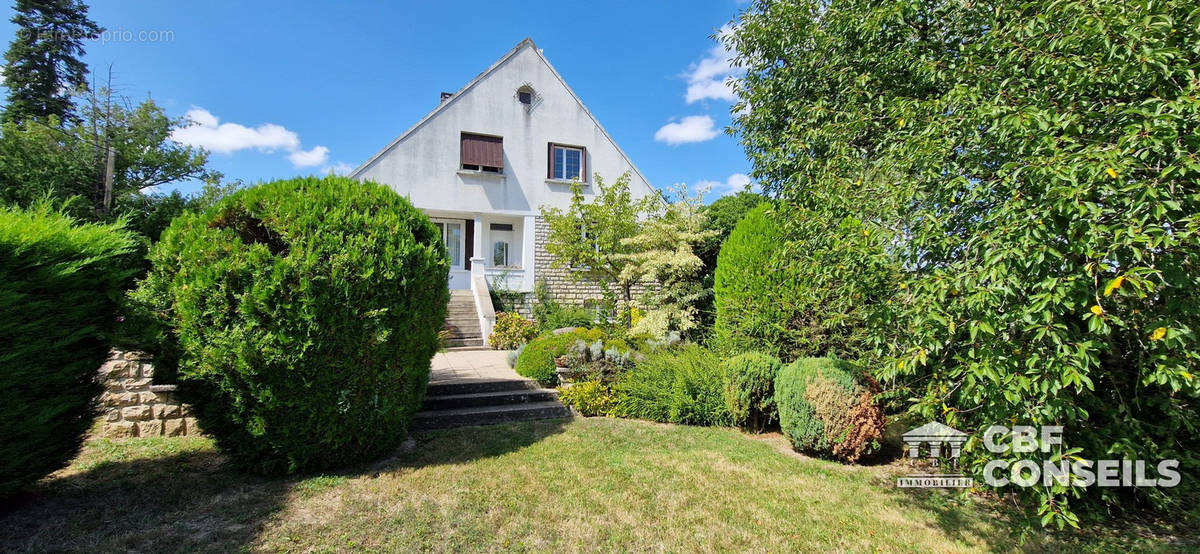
(351, 38, 656, 307)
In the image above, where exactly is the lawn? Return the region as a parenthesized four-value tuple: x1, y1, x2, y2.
(0, 418, 1187, 552)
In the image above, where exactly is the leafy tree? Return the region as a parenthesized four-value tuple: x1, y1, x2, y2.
(540, 173, 657, 325)
(623, 183, 714, 339)
(729, 0, 1200, 526)
(2, 0, 103, 123)
(0, 87, 215, 222)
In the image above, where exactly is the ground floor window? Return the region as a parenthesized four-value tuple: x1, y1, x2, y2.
(490, 223, 514, 267)
(433, 219, 464, 268)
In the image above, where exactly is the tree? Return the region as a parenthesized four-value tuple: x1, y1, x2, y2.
(2, 0, 103, 124)
(623, 183, 714, 340)
(728, 0, 1200, 526)
(0, 86, 215, 222)
(694, 190, 764, 333)
(697, 190, 763, 275)
(539, 173, 657, 325)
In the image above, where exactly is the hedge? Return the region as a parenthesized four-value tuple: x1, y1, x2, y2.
(130, 176, 449, 474)
(776, 357, 884, 462)
(721, 352, 783, 432)
(0, 205, 136, 496)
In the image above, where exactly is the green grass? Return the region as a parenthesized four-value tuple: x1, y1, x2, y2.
(0, 418, 1191, 552)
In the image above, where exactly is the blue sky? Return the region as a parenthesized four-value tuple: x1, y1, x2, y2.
(1, 0, 753, 202)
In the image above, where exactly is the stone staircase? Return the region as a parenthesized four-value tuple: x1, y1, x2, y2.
(412, 379, 571, 431)
(443, 290, 484, 348)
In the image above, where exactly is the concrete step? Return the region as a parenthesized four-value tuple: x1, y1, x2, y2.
(422, 388, 559, 411)
(443, 329, 482, 337)
(444, 338, 484, 348)
(427, 378, 541, 396)
(444, 326, 481, 333)
(411, 401, 572, 431)
(444, 345, 491, 352)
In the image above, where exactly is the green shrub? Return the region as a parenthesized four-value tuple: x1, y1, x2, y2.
(0, 205, 136, 497)
(558, 380, 617, 417)
(489, 312, 537, 350)
(513, 328, 604, 385)
(776, 358, 884, 462)
(713, 203, 887, 363)
(713, 204, 801, 359)
(612, 344, 730, 426)
(721, 352, 783, 432)
(130, 176, 449, 474)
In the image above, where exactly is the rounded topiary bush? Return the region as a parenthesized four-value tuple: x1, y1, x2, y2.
(713, 203, 804, 359)
(776, 357, 885, 462)
(721, 352, 783, 432)
(132, 176, 449, 474)
(1, 205, 136, 497)
(514, 328, 604, 385)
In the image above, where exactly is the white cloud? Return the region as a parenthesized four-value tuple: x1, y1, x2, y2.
(288, 145, 329, 168)
(686, 78, 736, 104)
(172, 108, 299, 154)
(683, 25, 741, 104)
(654, 115, 719, 145)
(698, 173, 755, 196)
(171, 107, 334, 169)
(321, 161, 356, 176)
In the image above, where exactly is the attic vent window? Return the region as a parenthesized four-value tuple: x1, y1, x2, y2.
(515, 83, 540, 111)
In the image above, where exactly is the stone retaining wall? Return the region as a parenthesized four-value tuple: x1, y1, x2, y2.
(98, 350, 199, 438)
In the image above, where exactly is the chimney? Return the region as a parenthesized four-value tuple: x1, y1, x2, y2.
(440, 92, 454, 103)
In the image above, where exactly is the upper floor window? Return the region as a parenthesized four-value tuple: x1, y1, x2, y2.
(548, 143, 586, 181)
(461, 132, 503, 173)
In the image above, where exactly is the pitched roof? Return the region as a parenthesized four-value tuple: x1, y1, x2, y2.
(350, 37, 653, 195)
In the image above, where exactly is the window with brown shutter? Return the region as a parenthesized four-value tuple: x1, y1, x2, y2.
(460, 133, 503, 173)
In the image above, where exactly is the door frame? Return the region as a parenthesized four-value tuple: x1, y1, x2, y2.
(432, 218, 466, 271)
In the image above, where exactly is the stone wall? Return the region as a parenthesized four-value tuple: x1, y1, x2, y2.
(532, 216, 648, 308)
(98, 350, 199, 438)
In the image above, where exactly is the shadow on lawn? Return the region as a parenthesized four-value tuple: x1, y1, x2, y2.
(0, 418, 572, 552)
(383, 417, 573, 471)
(0, 445, 290, 553)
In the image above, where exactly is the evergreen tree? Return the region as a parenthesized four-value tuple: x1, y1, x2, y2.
(2, 0, 103, 123)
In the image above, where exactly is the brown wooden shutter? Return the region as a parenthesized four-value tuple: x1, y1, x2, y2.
(464, 219, 474, 270)
(547, 142, 554, 178)
(461, 133, 503, 169)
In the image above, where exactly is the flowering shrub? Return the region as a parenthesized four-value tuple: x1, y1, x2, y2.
(489, 312, 537, 350)
(558, 380, 617, 417)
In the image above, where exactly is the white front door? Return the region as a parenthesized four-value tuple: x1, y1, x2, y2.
(432, 219, 469, 289)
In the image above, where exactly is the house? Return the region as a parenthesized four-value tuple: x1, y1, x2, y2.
(350, 38, 656, 343)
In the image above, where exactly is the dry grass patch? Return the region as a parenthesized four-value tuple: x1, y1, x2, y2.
(0, 418, 1190, 552)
